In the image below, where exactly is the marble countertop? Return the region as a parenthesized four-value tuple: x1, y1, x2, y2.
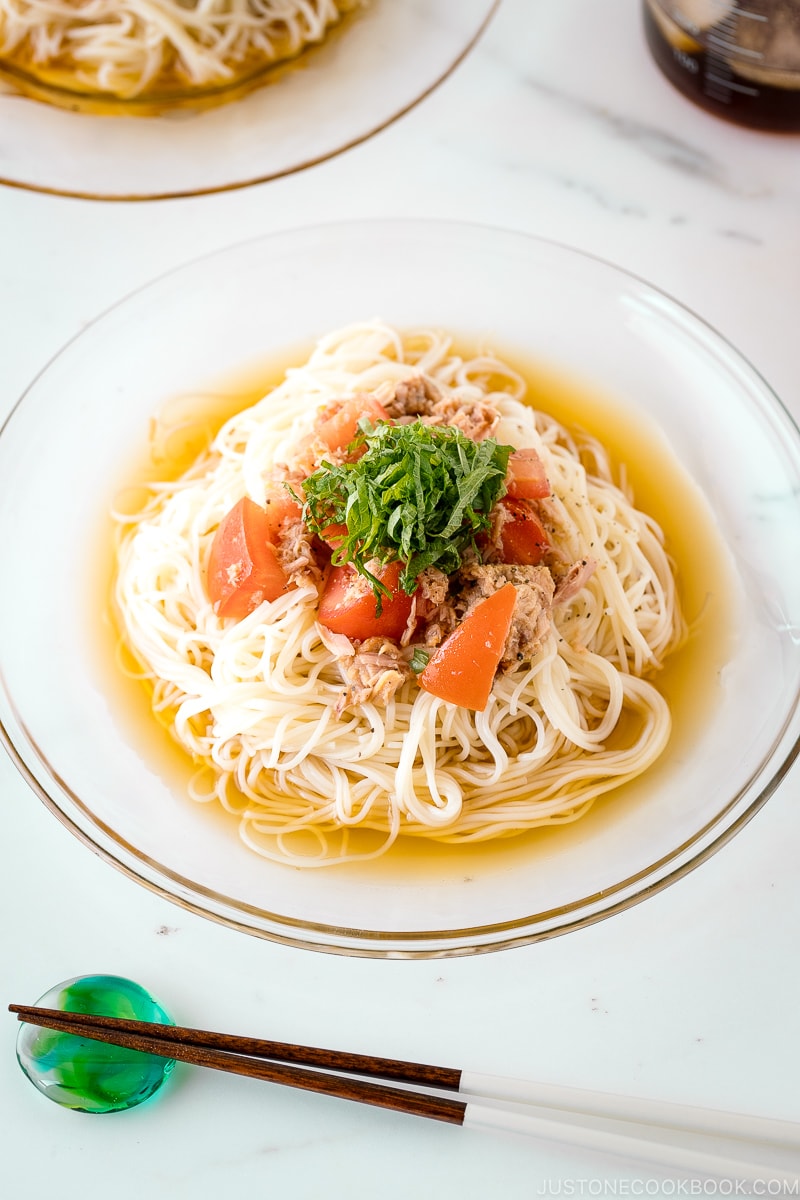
(1, 1, 799, 1196)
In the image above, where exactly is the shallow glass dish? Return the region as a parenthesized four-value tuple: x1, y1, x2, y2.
(0, 0, 498, 200)
(1, 220, 798, 958)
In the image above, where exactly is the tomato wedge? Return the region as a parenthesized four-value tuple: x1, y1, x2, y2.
(506, 448, 550, 499)
(318, 561, 413, 641)
(261, 483, 301, 539)
(419, 582, 517, 711)
(207, 496, 293, 619)
(314, 394, 390, 454)
(498, 498, 549, 565)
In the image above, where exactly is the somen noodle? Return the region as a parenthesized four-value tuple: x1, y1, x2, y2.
(112, 322, 685, 867)
(0, 0, 361, 99)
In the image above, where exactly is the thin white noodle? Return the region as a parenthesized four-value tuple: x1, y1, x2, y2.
(112, 320, 685, 866)
(0, 0, 359, 96)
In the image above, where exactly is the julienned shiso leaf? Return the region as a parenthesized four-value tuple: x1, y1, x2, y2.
(409, 646, 432, 674)
(298, 418, 512, 604)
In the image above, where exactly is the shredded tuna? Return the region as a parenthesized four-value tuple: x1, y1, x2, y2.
(383, 376, 499, 441)
(478, 501, 513, 563)
(408, 565, 458, 647)
(276, 516, 325, 589)
(384, 376, 442, 420)
(335, 638, 413, 713)
(316, 624, 355, 659)
(277, 431, 350, 481)
(426, 393, 499, 441)
(455, 563, 556, 669)
(416, 566, 450, 608)
(553, 557, 597, 606)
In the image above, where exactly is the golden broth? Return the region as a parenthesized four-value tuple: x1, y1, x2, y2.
(94, 342, 737, 880)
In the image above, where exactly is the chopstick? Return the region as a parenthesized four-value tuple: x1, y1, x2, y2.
(10, 1004, 463, 1125)
(10, 1004, 800, 1184)
(11, 1003, 461, 1090)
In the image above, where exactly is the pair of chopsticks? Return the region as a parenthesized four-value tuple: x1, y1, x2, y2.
(10, 1003, 799, 1184)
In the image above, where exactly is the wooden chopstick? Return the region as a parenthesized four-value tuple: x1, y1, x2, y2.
(9, 1003, 460, 1090)
(9, 1004, 465, 1125)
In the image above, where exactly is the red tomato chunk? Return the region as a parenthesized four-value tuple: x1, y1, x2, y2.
(499, 498, 550, 566)
(261, 484, 301, 539)
(506, 448, 550, 499)
(314, 395, 391, 455)
(419, 582, 517, 711)
(206, 495, 294, 619)
(318, 561, 413, 642)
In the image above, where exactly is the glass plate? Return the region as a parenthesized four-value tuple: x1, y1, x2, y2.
(1, 219, 798, 957)
(0, 0, 498, 201)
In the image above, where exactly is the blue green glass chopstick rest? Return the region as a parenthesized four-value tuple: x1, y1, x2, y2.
(16, 974, 175, 1113)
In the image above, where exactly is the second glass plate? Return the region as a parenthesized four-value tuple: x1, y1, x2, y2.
(0, 0, 499, 200)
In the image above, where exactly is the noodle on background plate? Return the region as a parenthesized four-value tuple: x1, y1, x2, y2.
(0, 0, 363, 101)
(112, 322, 685, 867)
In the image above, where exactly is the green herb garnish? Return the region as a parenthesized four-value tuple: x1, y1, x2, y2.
(299, 419, 512, 601)
(409, 646, 432, 674)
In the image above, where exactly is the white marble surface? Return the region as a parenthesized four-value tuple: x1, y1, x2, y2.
(1, 1, 799, 1196)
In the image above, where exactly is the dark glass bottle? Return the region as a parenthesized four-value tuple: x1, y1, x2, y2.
(643, 0, 800, 131)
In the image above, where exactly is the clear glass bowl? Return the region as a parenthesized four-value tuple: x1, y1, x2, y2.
(0, 0, 498, 200)
(1, 220, 798, 957)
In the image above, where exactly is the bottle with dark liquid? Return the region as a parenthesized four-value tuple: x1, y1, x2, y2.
(643, 0, 800, 131)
